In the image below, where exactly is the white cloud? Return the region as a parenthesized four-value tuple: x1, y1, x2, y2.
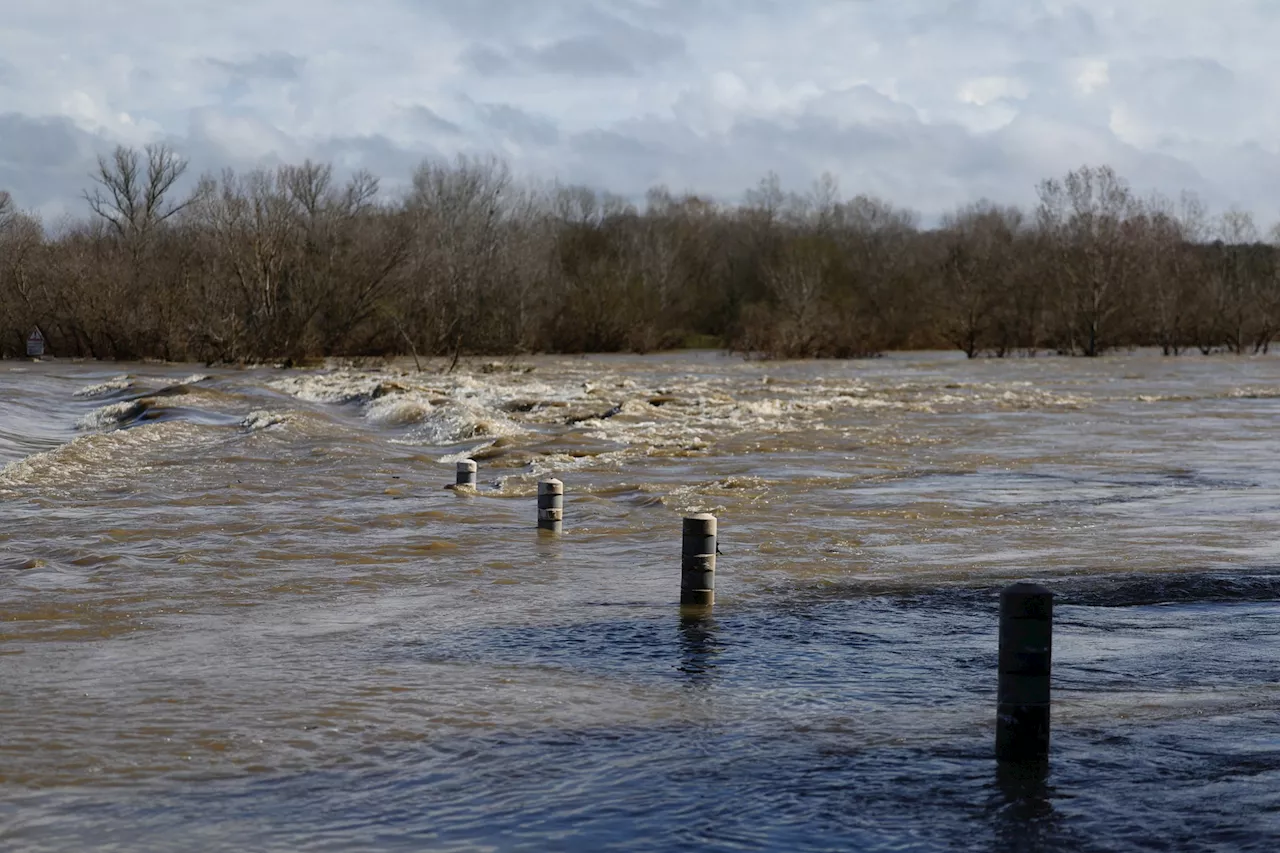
(2, 0, 1280, 223)
(958, 77, 1030, 107)
(1075, 58, 1110, 95)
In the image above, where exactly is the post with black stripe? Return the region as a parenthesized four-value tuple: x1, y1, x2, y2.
(537, 478, 563, 533)
(455, 460, 477, 488)
(681, 514, 717, 608)
(996, 582, 1053, 763)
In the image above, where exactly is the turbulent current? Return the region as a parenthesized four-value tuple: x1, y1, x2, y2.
(3, 350, 1280, 851)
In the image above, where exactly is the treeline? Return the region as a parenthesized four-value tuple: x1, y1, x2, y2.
(1, 146, 1279, 362)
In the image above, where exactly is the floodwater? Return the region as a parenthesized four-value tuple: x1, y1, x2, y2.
(3, 350, 1280, 851)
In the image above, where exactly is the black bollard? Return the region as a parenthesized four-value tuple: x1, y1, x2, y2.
(680, 514, 716, 607)
(455, 460, 477, 488)
(996, 582, 1053, 763)
(537, 478, 563, 533)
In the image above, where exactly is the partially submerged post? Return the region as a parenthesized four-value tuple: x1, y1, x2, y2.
(996, 582, 1053, 763)
(681, 513, 717, 607)
(456, 459, 477, 488)
(538, 478, 563, 533)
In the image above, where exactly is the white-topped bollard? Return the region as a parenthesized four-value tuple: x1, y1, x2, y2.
(538, 478, 563, 533)
(456, 459, 478, 488)
(681, 514, 717, 607)
(997, 582, 1053, 763)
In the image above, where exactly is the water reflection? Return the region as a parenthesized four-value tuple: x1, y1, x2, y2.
(991, 760, 1060, 853)
(677, 610, 721, 685)
(534, 526, 564, 560)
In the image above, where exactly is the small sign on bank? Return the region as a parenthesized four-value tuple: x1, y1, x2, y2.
(26, 328, 44, 358)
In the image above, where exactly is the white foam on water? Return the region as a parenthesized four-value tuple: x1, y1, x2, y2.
(740, 398, 788, 417)
(269, 371, 385, 404)
(0, 420, 212, 491)
(72, 376, 132, 398)
(1228, 387, 1280, 399)
(365, 395, 434, 427)
(839, 397, 910, 410)
(261, 363, 1097, 463)
(76, 400, 148, 431)
(437, 446, 489, 465)
(507, 379, 589, 403)
(409, 400, 525, 446)
(269, 368, 564, 444)
(523, 451, 621, 479)
(241, 410, 291, 431)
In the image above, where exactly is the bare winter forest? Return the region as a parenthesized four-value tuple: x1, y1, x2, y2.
(1, 144, 1277, 362)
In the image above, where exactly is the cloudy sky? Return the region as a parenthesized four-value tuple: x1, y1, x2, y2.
(2, 0, 1278, 222)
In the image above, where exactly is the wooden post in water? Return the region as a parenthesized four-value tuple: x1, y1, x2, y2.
(456, 460, 477, 488)
(537, 478, 563, 533)
(681, 514, 717, 607)
(997, 582, 1053, 763)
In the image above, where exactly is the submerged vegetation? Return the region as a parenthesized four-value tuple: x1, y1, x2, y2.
(2, 145, 1279, 362)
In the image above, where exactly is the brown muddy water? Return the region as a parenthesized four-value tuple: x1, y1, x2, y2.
(3, 349, 1280, 851)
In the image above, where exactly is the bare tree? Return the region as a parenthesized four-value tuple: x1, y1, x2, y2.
(0, 195, 46, 355)
(1202, 210, 1276, 354)
(938, 201, 1024, 357)
(1037, 165, 1141, 356)
(9, 154, 1280, 363)
(762, 238, 828, 355)
(84, 144, 204, 243)
(1136, 192, 1205, 355)
(405, 154, 524, 366)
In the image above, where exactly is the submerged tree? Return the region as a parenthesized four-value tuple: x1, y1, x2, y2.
(937, 201, 1025, 358)
(1036, 166, 1142, 357)
(1, 153, 1278, 361)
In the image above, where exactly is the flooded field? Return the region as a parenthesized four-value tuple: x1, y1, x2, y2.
(3, 349, 1280, 851)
